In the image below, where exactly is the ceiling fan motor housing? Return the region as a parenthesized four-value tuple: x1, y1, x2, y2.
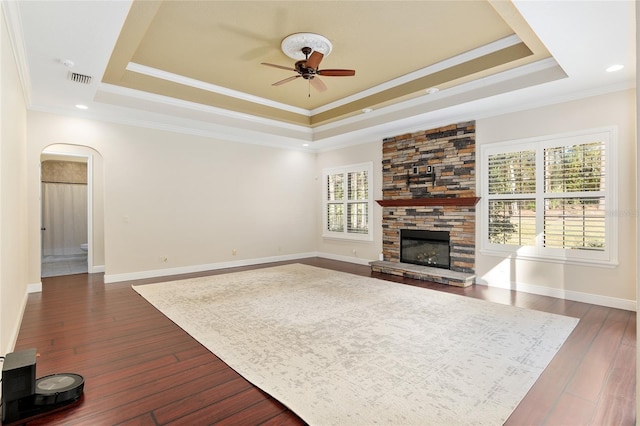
(295, 59, 317, 79)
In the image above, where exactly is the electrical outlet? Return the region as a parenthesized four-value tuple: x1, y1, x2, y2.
(160, 256, 168, 263)
(413, 166, 418, 174)
(426, 165, 433, 174)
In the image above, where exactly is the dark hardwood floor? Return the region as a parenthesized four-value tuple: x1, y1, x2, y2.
(7, 258, 636, 425)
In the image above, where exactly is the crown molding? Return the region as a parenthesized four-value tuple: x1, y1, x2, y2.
(2, 0, 32, 106)
(312, 34, 523, 116)
(126, 62, 311, 117)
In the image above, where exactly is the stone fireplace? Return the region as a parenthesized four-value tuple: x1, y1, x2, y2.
(370, 121, 477, 287)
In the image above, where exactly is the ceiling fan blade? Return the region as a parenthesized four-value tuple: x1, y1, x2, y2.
(309, 76, 327, 92)
(261, 62, 296, 72)
(272, 75, 300, 86)
(317, 69, 356, 77)
(305, 51, 324, 69)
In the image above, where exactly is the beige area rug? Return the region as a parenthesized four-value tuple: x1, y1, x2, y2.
(132, 264, 578, 425)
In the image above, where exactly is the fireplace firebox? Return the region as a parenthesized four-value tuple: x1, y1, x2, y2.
(400, 230, 450, 270)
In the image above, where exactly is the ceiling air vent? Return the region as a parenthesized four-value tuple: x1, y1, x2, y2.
(68, 71, 92, 85)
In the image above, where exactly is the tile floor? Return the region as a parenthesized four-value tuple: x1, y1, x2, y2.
(41, 254, 88, 277)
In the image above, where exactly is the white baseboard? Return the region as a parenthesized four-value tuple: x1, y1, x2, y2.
(316, 252, 374, 266)
(475, 278, 636, 312)
(90, 265, 105, 273)
(5, 289, 29, 355)
(103, 252, 320, 283)
(28, 282, 42, 293)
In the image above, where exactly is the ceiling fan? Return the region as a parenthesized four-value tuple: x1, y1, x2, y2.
(261, 42, 355, 93)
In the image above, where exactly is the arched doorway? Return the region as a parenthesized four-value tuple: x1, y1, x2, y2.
(40, 144, 105, 277)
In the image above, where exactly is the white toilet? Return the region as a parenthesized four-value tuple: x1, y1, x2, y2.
(80, 243, 88, 252)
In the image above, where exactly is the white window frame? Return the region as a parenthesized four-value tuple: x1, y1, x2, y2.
(322, 162, 373, 242)
(479, 127, 617, 266)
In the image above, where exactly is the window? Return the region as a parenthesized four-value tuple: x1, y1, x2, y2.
(481, 128, 616, 265)
(323, 163, 373, 241)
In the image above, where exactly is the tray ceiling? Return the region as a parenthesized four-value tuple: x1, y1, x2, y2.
(102, 0, 552, 127)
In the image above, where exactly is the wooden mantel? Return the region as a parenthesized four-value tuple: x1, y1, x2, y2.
(375, 197, 480, 207)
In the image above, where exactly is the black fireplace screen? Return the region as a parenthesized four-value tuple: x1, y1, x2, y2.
(400, 230, 450, 269)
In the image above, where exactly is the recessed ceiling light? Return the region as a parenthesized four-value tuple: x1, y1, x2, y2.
(362, 108, 373, 113)
(606, 64, 624, 73)
(303, 143, 309, 147)
(75, 104, 88, 110)
(61, 59, 75, 68)
(425, 87, 440, 95)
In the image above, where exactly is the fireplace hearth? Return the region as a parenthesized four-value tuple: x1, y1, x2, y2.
(401, 230, 450, 270)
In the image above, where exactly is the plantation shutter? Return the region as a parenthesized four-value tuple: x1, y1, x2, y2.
(487, 149, 536, 246)
(322, 163, 373, 241)
(347, 170, 369, 234)
(487, 150, 536, 195)
(482, 128, 615, 265)
(326, 173, 344, 232)
(543, 141, 606, 250)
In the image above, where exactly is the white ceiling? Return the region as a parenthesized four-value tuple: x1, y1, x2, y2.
(5, 1, 636, 151)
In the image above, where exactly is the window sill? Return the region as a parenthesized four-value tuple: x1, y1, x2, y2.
(479, 248, 618, 268)
(322, 234, 373, 243)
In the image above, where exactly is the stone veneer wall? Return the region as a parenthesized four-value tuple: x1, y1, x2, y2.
(381, 121, 476, 273)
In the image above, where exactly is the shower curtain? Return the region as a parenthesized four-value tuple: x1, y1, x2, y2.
(42, 182, 88, 256)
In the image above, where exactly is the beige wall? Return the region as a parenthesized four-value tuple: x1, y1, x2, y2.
(26, 112, 318, 283)
(635, 3, 639, 409)
(1, 7, 29, 353)
(476, 89, 636, 307)
(315, 141, 383, 264)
